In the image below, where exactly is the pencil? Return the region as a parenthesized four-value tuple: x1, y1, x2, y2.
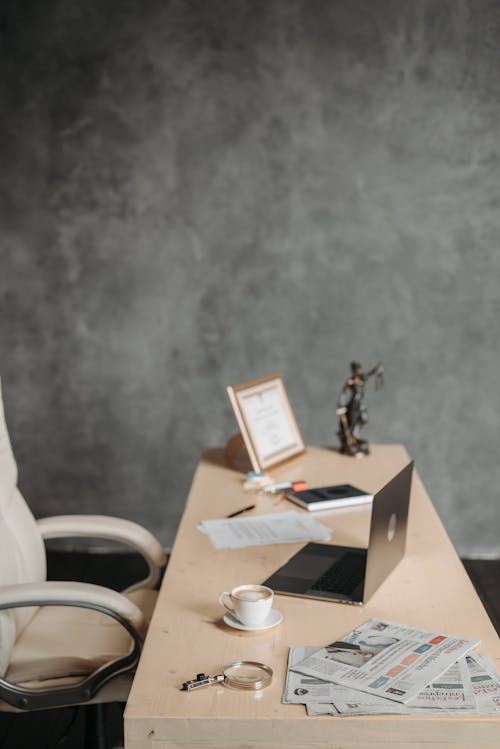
(226, 504, 256, 518)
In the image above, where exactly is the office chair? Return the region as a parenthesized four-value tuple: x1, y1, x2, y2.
(0, 380, 167, 745)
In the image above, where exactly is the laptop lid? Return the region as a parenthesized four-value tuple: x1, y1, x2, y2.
(362, 461, 413, 601)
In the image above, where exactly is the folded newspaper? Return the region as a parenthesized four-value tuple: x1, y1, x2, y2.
(305, 653, 500, 715)
(290, 619, 480, 704)
(284, 647, 479, 713)
(284, 618, 499, 714)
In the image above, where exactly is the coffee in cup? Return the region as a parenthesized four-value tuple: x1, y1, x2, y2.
(218, 584, 273, 627)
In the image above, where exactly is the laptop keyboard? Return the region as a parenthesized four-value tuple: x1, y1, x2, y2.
(310, 551, 366, 595)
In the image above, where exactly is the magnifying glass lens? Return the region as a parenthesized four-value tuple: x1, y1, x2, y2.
(223, 661, 273, 690)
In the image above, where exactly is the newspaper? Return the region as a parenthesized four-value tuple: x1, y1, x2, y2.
(284, 646, 475, 713)
(466, 653, 500, 713)
(304, 654, 500, 715)
(307, 702, 337, 716)
(283, 647, 339, 705)
(327, 658, 476, 715)
(198, 510, 331, 549)
(290, 619, 480, 704)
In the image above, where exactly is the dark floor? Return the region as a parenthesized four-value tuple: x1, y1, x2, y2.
(0, 553, 498, 748)
(461, 558, 500, 636)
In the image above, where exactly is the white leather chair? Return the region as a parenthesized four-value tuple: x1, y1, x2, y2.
(0, 378, 166, 728)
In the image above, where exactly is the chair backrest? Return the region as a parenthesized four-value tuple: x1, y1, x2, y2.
(0, 379, 47, 675)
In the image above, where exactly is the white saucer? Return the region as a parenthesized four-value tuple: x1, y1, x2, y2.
(223, 608, 283, 632)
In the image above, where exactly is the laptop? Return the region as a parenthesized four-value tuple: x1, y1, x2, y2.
(262, 461, 413, 605)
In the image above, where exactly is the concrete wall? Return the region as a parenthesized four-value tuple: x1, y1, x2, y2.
(1, 0, 499, 555)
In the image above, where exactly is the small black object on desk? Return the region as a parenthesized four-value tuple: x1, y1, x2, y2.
(226, 504, 256, 518)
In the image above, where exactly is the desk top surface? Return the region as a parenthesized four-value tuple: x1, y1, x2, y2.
(125, 445, 499, 747)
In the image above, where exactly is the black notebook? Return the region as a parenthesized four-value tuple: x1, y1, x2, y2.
(286, 483, 373, 511)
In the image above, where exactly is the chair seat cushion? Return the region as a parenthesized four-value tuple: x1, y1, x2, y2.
(0, 588, 158, 709)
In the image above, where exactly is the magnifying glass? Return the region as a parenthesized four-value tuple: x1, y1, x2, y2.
(182, 661, 273, 692)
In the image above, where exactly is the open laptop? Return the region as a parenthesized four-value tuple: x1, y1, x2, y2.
(262, 461, 413, 605)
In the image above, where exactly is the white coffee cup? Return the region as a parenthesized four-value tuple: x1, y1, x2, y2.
(218, 584, 274, 627)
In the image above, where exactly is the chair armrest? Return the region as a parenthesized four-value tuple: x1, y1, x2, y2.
(37, 515, 167, 592)
(0, 580, 147, 711)
(0, 580, 147, 638)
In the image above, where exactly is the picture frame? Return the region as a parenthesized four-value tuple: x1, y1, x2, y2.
(226, 373, 305, 472)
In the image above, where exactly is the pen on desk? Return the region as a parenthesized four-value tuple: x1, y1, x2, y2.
(226, 504, 256, 518)
(262, 480, 308, 495)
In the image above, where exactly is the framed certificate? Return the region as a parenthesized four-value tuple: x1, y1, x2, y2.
(226, 374, 305, 471)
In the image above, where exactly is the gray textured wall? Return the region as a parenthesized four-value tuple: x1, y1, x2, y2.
(1, 0, 499, 555)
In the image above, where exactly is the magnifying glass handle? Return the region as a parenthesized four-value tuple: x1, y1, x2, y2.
(181, 673, 225, 691)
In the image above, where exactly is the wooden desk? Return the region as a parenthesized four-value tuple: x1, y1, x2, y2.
(125, 445, 500, 749)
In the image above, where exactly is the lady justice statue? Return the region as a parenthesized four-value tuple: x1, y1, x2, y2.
(336, 361, 384, 456)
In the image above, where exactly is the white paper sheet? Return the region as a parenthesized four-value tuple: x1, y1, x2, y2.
(198, 510, 331, 549)
(239, 387, 297, 460)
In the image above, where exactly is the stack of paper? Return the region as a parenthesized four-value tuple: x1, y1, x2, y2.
(198, 510, 331, 549)
(283, 619, 500, 715)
